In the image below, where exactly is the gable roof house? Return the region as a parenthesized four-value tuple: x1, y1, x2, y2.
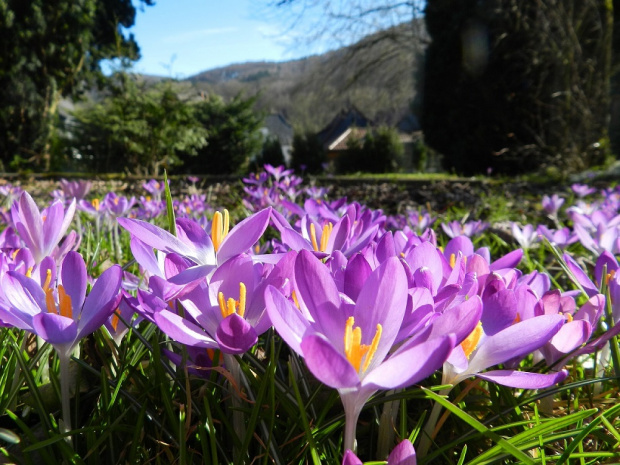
(316, 107, 373, 160)
(261, 113, 294, 165)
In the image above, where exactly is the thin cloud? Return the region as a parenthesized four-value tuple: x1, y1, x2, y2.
(163, 27, 237, 45)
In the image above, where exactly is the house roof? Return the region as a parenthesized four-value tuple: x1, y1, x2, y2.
(328, 127, 369, 151)
(262, 113, 294, 145)
(316, 107, 372, 151)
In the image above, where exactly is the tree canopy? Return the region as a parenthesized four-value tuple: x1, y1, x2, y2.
(421, 0, 613, 175)
(0, 0, 154, 171)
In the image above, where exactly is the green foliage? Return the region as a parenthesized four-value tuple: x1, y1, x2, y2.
(69, 74, 208, 176)
(421, 0, 613, 176)
(337, 126, 404, 173)
(0, 0, 153, 172)
(291, 131, 326, 173)
(258, 136, 285, 168)
(180, 94, 263, 175)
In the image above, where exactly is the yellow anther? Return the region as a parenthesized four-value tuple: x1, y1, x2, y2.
(42, 269, 53, 291)
(461, 322, 483, 359)
(218, 282, 246, 319)
(450, 253, 456, 269)
(319, 223, 333, 252)
(25, 267, 33, 278)
(111, 309, 120, 332)
(92, 198, 100, 211)
(211, 209, 230, 252)
(309, 222, 333, 252)
(58, 285, 73, 319)
(606, 270, 616, 285)
(362, 324, 382, 372)
(309, 223, 320, 252)
(291, 290, 300, 309)
(11, 249, 19, 260)
(344, 316, 382, 373)
(45, 288, 56, 314)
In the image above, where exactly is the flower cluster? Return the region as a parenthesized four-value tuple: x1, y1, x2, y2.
(0, 170, 617, 462)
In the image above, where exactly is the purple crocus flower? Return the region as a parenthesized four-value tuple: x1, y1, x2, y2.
(118, 207, 273, 285)
(542, 194, 565, 216)
(58, 179, 92, 201)
(265, 250, 456, 452)
(11, 191, 76, 264)
(441, 220, 489, 239)
(511, 222, 539, 249)
(0, 251, 122, 357)
(0, 251, 122, 430)
(343, 439, 416, 465)
(443, 313, 567, 389)
(571, 184, 597, 198)
(152, 251, 294, 355)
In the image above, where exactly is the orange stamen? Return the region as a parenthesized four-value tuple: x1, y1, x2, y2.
(344, 316, 382, 373)
(461, 322, 483, 359)
(309, 223, 319, 252)
(218, 282, 246, 319)
(57, 285, 73, 319)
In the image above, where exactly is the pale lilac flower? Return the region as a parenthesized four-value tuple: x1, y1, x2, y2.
(571, 184, 597, 198)
(265, 250, 457, 451)
(511, 223, 539, 249)
(542, 194, 565, 216)
(11, 192, 76, 264)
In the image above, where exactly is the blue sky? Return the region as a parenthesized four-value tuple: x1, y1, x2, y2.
(125, 0, 307, 78)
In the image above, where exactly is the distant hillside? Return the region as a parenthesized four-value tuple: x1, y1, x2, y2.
(181, 21, 428, 132)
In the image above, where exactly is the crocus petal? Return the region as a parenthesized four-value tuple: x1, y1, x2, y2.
(216, 313, 258, 354)
(154, 310, 218, 348)
(327, 215, 350, 252)
(477, 369, 568, 389)
(344, 254, 372, 301)
(280, 227, 314, 252)
(4, 272, 47, 316)
(468, 315, 565, 374)
(176, 218, 213, 260)
(265, 286, 310, 354)
(363, 334, 456, 390)
(563, 253, 598, 296)
(301, 334, 360, 389)
(387, 440, 417, 465)
(481, 289, 518, 336)
(548, 320, 591, 353)
(490, 249, 523, 271)
(13, 192, 44, 257)
(295, 250, 344, 342)
(342, 450, 363, 465)
(78, 265, 122, 338)
(117, 217, 201, 262)
(218, 208, 271, 264)
(60, 251, 87, 310)
(130, 236, 164, 278)
(427, 295, 482, 344)
(354, 257, 408, 370)
(169, 263, 217, 288)
(32, 312, 77, 347)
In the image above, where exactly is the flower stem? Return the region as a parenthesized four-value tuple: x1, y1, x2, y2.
(417, 387, 451, 458)
(343, 401, 363, 453)
(58, 352, 72, 433)
(223, 353, 246, 461)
